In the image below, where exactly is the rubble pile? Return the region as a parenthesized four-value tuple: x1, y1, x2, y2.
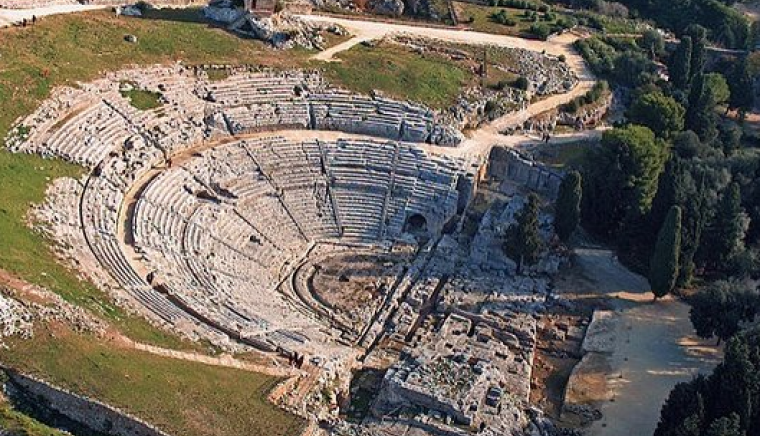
(204, 1, 346, 50)
(0, 293, 32, 347)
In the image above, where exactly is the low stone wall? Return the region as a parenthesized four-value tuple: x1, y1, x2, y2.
(81, 0, 207, 5)
(488, 146, 563, 198)
(0, 0, 207, 7)
(3, 368, 170, 436)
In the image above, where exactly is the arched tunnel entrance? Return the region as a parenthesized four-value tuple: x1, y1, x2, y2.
(403, 213, 428, 236)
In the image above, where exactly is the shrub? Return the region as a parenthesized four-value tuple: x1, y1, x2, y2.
(529, 22, 551, 40)
(491, 9, 517, 26)
(484, 100, 499, 115)
(513, 76, 530, 90)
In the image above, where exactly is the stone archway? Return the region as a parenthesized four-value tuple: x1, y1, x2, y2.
(403, 213, 428, 235)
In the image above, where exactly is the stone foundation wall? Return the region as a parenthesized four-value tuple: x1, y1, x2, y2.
(3, 368, 170, 436)
(488, 146, 563, 198)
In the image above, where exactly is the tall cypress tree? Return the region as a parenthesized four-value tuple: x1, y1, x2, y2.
(649, 157, 687, 235)
(729, 56, 755, 118)
(669, 36, 692, 91)
(650, 205, 682, 300)
(554, 171, 582, 242)
(685, 73, 718, 142)
(678, 174, 708, 288)
(504, 193, 542, 274)
(699, 183, 748, 274)
(687, 25, 707, 84)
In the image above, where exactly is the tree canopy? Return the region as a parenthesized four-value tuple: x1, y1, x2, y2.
(627, 91, 685, 138)
(554, 171, 582, 242)
(504, 193, 543, 274)
(656, 326, 760, 436)
(649, 205, 682, 299)
(689, 280, 760, 344)
(582, 125, 668, 238)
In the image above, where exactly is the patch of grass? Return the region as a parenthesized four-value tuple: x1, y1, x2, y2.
(531, 140, 593, 169)
(205, 69, 231, 82)
(455, 2, 568, 37)
(3, 325, 304, 436)
(0, 150, 204, 350)
(321, 42, 471, 109)
(0, 10, 308, 141)
(0, 397, 68, 436)
(121, 88, 164, 110)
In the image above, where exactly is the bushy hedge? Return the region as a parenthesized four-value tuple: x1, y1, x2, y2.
(562, 80, 609, 113)
(487, 0, 550, 12)
(490, 9, 518, 26)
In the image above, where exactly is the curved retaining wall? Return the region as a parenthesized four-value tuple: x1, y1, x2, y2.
(3, 367, 170, 436)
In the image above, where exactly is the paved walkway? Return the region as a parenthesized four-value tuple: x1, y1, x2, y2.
(560, 248, 721, 436)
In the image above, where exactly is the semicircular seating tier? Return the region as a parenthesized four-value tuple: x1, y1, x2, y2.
(8, 65, 477, 355)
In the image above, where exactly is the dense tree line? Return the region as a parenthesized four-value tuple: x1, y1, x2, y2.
(614, 0, 750, 49)
(575, 27, 758, 286)
(655, 325, 760, 436)
(569, 13, 760, 436)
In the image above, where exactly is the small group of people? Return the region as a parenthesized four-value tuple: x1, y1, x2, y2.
(541, 132, 552, 144)
(288, 351, 306, 369)
(20, 15, 37, 27)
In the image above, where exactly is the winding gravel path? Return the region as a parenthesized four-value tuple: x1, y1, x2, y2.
(0, 4, 106, 27)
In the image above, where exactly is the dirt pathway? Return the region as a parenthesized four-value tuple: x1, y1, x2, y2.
(0, 267, 296, 377)
(301, 14, 596, 154)
(559, 248, 721, 436)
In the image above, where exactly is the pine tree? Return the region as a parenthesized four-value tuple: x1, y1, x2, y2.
(669, 36, 692, 91)
(705, 414, 742, 436)
(650, 205, 682, 300)
(655, 376, 708, 436)
(554, 171, 582, 242)
(504, 193, 542, 274)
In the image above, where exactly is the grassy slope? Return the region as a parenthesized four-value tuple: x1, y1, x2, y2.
(4, 325, 304, 436)
(0, 398, 68, 436)
(0, 9, 313, 348)
(322, 42, 472, 109)
(0, 10, 311, 434)
(454, 2, 560, 36)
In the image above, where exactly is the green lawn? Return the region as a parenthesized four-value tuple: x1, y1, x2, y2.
(454, 2, 566, 37)
(0, 397, 68, 436)
(121, 88, 164, 110)
(322, 42, 472, 109)
(3, 326, 304, 436)
(531, 140, 593, 169)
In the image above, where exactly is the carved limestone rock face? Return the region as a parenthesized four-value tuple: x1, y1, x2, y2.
(369, 0, 404, 17)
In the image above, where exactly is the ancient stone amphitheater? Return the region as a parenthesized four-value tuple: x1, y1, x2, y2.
(9, 64, 480, 360)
